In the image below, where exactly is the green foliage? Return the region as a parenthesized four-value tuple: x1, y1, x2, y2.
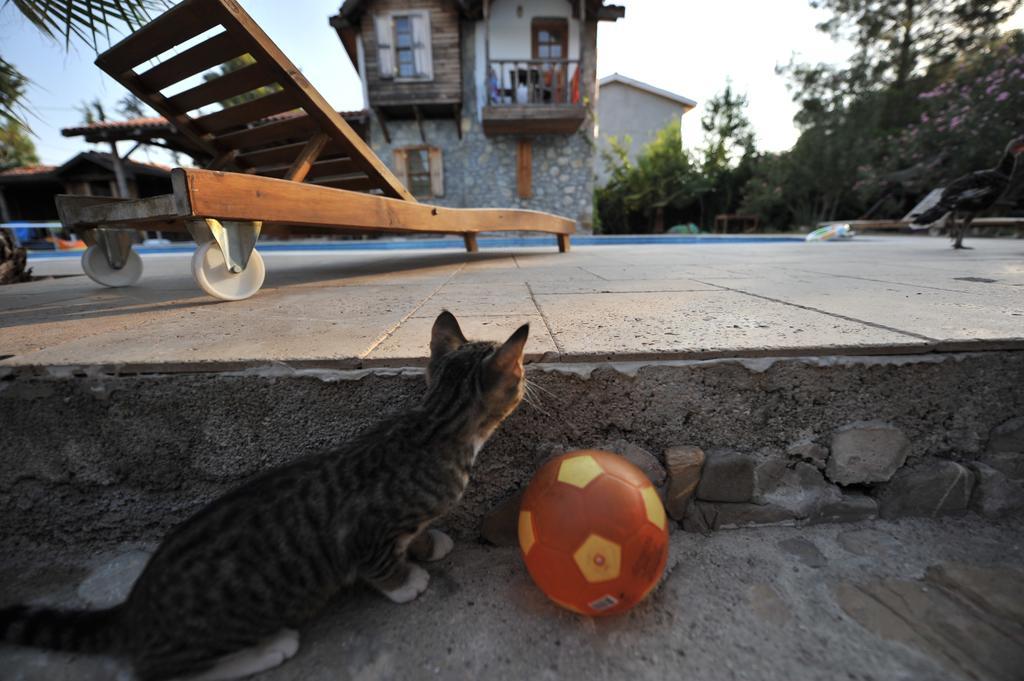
(595, 122, 708, 233)
(0, 118, 38, 168)
(202, 55, 283, 109)
(0, 57, 28, 126)
(859, 31, 1024, 199)
(595, 85, 762, 233)
(741, 0, 1023, 228)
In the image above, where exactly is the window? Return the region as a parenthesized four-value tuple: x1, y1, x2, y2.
(406, 148, 432, 197)
(532, 18, 567, 60)
(394, 147, 443, 198)
(374, 12, 433, 80)
(393, 16, 416, 79)
(88, 180, 113, 197)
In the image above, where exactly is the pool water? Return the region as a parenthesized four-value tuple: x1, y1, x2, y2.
(27, 234, 806, 259)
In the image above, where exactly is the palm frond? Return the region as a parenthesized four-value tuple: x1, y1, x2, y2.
(7, 0, 167, 50)
(0, 57, 30, 126)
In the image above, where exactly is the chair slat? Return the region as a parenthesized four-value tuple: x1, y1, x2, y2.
(194, 91, 302, 135)
(214, 0, 412, 200)
(236, 139, 346, 168)
(253, 157, 358, 180)
(213, 114, 320, 151)
(309, 175, 378, 192)
(136, 31, 247, 93)
(167, 62, 279, 112)
(96, 0, 222, 74)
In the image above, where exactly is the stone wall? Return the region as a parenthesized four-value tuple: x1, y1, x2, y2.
(369, 118, 594, 228)
(2, 352, 1022, 555)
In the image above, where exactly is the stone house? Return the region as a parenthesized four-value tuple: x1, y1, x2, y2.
(330, 0, 625, 229)
(595, 73, 696, 186)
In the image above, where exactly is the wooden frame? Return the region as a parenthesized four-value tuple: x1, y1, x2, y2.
(531, 18, 568, 60)
(58, 169, 572, 243)
(61, 0, 572, 271)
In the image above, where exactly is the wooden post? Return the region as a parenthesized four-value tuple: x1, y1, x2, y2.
(557, 234, 570, 253)
(463, 233, 479, 253)
(0, 187, 11, 222)
(284, 133, 329, 182)
(483, 0, 490, 79)
(109, 141, 130, 198)
(516, 139, 532, 199)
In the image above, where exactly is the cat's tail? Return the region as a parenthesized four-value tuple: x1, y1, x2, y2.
(0, 603, 127, 653)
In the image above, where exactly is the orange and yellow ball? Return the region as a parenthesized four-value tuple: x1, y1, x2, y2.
(518, 450, 669, 616)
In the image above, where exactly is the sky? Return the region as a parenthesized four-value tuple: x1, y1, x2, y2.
(3, 0, 1023, 166)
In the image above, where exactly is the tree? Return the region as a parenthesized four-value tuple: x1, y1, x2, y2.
(746, 0, 1022, 227)
(116, 93, 149, 119)
(595, 122, 709, 233)
(700, 84, 755, 174)
(699, 85, 757, 226)
(77, 98, 108, 125)
(0, 119, 38, 168)
(812, 0, 1021, 90)
(0, 62, 37, 167)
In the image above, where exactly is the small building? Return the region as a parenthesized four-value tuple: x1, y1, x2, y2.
(0, 151, 171, 222)
(330, 0, 625, 229)
(595, 73, 696, 186)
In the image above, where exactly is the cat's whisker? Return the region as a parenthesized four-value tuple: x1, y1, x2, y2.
(521, 389, 552, 417)
(525, 379, 559, 401)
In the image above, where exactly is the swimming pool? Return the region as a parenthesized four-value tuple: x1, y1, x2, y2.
(27, 233, 806, 259)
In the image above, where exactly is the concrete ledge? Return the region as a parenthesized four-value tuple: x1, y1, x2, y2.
(2, 351, 1022, 555)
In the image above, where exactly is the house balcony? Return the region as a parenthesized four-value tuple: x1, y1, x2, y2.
(482, 59, 585, 136)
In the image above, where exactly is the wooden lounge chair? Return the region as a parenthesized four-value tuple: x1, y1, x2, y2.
(56, 0, 573, 301)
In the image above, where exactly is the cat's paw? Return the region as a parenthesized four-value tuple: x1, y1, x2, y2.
(382, 564, 430, 604)
(426, 529, 454, 561)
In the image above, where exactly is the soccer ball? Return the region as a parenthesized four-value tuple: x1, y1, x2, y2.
(518, 449, 669, 616)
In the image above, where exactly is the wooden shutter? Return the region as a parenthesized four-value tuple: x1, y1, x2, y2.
(374, 15, 394, 79)
(393, 148, 409, 187)
(516, 139, 532, 199)
(429, 147, 443, 197)
(411, 12, 433, 80)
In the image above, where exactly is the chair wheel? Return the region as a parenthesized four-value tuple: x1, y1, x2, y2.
(191, 240, 265, 301)
(81, 244, 143, 287)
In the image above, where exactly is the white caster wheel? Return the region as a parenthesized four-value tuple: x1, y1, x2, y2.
(191, 240, 266, 301)
(81, 244, 143, 287)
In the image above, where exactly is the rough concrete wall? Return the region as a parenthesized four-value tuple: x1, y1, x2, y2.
(1, 352, 1022, 555)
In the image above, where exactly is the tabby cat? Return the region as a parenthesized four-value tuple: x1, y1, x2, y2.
(1, 311, 529, 681)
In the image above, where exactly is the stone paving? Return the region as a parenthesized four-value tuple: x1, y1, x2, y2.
(2, 517, 1022, 681)
(1, 235, 1023, 371)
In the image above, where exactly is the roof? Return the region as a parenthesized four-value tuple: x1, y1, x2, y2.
(0, 152, 172, 185)
(61, 116, 169, 137)
(598, 74, 697, 109)
(62, 111, 368, 138)
(334, 0, 624, 23)
(0, 165, 58, 177)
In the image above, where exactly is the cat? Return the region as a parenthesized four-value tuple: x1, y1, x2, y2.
(0, 311, 529, 681)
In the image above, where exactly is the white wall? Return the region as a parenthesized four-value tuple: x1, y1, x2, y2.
(595, 82, 688, 185)
(474, 0, 582, 116)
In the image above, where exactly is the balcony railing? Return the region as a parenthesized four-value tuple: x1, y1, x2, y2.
(486, 59, 581, 106)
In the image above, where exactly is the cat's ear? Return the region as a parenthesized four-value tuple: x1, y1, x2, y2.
(488, 323, 529, 380)
(430, 310, 468, 360)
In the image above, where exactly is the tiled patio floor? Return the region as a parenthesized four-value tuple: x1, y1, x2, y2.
(2, 236, 1022, 371)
